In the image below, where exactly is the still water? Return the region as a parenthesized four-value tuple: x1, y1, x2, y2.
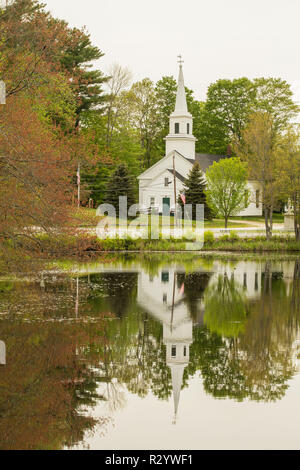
(1, 254, 300, 450)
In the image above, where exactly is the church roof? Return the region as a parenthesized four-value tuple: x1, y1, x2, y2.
(185, 153, 227, 172)
(167, 169, 186, 183)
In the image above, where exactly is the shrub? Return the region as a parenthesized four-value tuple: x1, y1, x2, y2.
(204, 231, 214, 244)
(219, 234, 230, 242)
(229, 231, 239, 241)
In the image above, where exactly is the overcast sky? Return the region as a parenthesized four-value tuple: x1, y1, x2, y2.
(43, 0, 300, 103)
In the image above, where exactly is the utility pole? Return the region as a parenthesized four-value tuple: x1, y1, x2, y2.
(173, 152, 177, 227)
(170, 272, 176, 333)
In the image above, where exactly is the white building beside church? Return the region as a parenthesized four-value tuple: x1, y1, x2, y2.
(138, 63, 262, 217)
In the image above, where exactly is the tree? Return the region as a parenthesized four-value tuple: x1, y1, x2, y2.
(105, 63, 132, 145)
(104, 163, 136, 217)
(253, 78, 299, 132)
(123, 78, 160, 169)
(277, 127, 300, 241)
(195, 77, 298, 155)
(0, 95, 73, 259)
(205, 157, 250, 228)
(178, 162, 213, 220)
(200, 78, 256, 154)
(1, 0, 107, 128)
(236, 112, 280, 239)
(80, 109, 142, 205)
(60, 26, 108, 127)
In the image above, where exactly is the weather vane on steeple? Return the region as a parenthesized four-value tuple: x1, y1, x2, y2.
(177, 54, 184, 67)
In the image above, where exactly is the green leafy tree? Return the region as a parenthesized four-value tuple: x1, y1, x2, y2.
(104, 163, 136, 216)
(80, 110, 142, 205)
(235, 112, 280, 239)
(205, 157, 250, 228)
(196, 77, 298, 155)
(60, 28, 108, 128)
(200, 78, 256, 154)
(277, 127, 300, 241)
(253, 77, 299, 132)
(122, 78, 160, 169)
(178, 162, 213, 220)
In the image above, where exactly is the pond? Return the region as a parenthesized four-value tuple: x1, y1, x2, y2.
(0, 254, 300, 450)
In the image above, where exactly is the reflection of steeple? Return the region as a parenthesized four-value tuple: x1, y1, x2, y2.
(171, 364, 185, 424)
(163, 273, 193, 424)
(137, 267, 194, 422)
(164, 329, 192, 423)
(0, 341, 6, 365)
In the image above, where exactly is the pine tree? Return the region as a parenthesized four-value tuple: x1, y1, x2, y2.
(104, 163, 136, 217)
(178, 162, 213, 220)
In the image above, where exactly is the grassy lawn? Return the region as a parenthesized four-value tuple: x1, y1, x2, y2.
(73, 208, 250, 229)
(232, 214, 284, 224)
(204, 219, 249, 229)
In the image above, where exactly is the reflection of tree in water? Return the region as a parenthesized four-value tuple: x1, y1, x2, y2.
(177, 272, 212, 319)
(187, 327, 249, 400)
(87, 310, 172, 402)
(86, 273, 138, 318)
(204, 273, 249, 337)
(236, 262, 298, 401)
(0, 319, 111, 450)
(186, 262, 300, 402)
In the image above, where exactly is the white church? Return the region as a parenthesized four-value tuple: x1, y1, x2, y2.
(138, 62, 262, 217)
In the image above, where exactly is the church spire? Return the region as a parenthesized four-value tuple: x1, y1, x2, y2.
(174, 56, 188, 115)
(171, 364, 185, 425)
(164, 56, 196, 159)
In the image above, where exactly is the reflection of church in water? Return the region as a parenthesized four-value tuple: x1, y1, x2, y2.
(136, 260, 300, 421)
(75, 259, 300, 420)
(138, 268, 194, 423)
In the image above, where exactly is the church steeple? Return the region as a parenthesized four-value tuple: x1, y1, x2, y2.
(171, 364, 185, 425)
(165, 57, 196, 160)
(174, 58, 188, 114)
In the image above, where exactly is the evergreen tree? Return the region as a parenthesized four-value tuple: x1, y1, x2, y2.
(178, 162, 213, 220)
(104, 163, 136, 217)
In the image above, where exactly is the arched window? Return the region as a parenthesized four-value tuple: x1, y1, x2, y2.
(187, 123, 190, 134)
(175, 123, 179, 134)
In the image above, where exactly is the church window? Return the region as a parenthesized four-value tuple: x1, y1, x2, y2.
(150, 197, 155, 206)
(256, 190, 260, 208)
(175, 123, 180, 134)
(187, 123, 190, 134)
(161, 271, 169, 283)
(171, 346, 176, 357)
(164, 177, 169, 187)
(183, 346, 187, 357)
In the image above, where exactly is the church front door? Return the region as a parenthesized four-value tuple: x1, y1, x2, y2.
(162, 197, 170, 216)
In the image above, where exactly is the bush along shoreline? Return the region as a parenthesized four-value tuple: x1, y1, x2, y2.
(24, 231, 300, 257)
